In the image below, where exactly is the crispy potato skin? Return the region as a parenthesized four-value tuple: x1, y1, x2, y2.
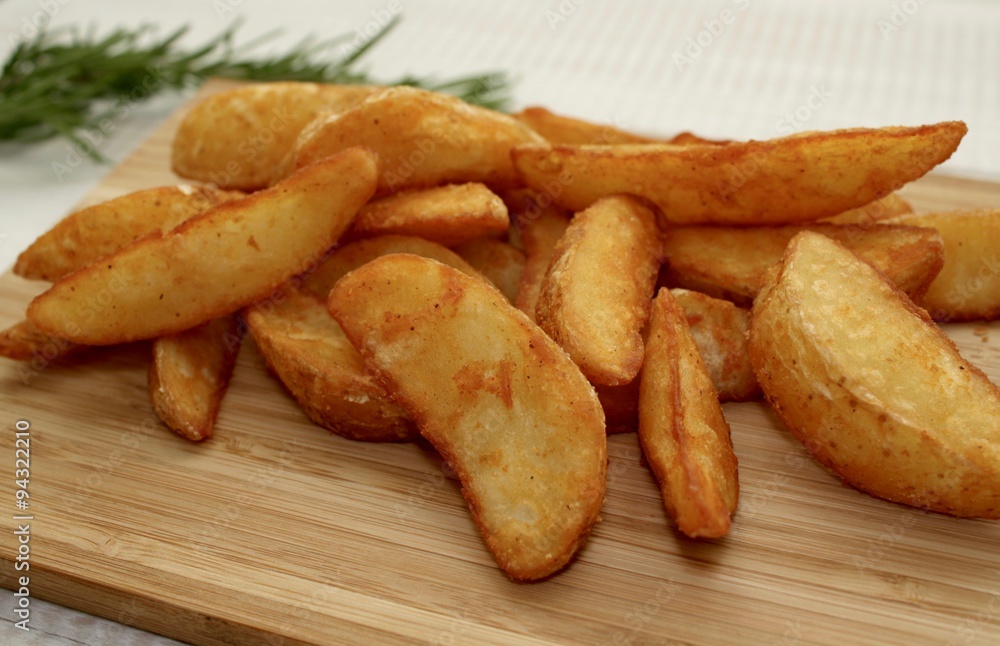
(14, 186, 243, 282)
(248, 234, 485, 441)
(662, 223, 944, 307)
(512, 122, 966, 225)
(512, 202, 571, 322)
(329, 254, 607, 581)
(667, 132, 731, 146)
(149, 315, 241, 442)
(639, 288, 739, 539)
(892, 210, 1000, 322)
(537, 195, 663, 385)
(748, 232, 1000, 518)
(820, 193, 912, 225)
(348, 183, 509, 246)
(670, 289, 759, 402)
(512, 106, 658, 145)
(28, 148, 378, 345)
(452, 239, 526, 303)
(171, 82, 378, 190)
(286, 86, 545, 194)
(0, 319, 80, 363)
(301, 235, 487, 299)
(246, 288, 417, 442)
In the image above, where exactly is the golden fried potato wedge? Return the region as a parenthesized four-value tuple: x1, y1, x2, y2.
(301, 235, 486, 299)
(348, 183, 509, 246)
(819, 193, 912, 226)
(246, 287, 416, 442)
(284, 86, 544, 194)
(891, 210, 1000, 321)
(511, 200, 571, 322)
(749, 232, 1000, 518)
(667, 131, 730, 146)
(0, 319, 81, 363)
(670, 289, 759, 402)
(512, 122, 966, 225)
(172, 82, 378, 190)
(639, 288, 739, 539)
(537, 195, 663, 385)
(662, 223, 944, 307)
(452, 239, 526, 303)
(512, 106, 658, 145)
(28, 148, 377, 345)
(249, 234, 483, 441)
(150, 315, 241, 442)
(329, 254, 607, 580)
(591, 289, 757, 430)
(14, 185, 242, 282)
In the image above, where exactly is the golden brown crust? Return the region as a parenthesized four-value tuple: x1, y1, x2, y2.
(662, 223, 944, 307)
(286, 86, 545, 194)
(27, 148, 378, 345)
(638, 288, 739, 538)
(512, 121, 966, 224)
(149, 315, 242, 442)
(748, 231, 1000, 518)
(171, 82, 379, 190)
(536, 195, 663, 385)
(329, 254, 607, 580)
(14, 185, 242, 282)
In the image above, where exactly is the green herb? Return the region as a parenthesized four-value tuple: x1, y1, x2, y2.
(0, 17, 512, 160)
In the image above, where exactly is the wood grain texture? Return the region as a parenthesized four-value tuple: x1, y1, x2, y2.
(1, 80, 999, 645)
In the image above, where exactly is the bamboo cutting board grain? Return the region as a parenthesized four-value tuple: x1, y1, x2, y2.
(1, 80, 1000, 645)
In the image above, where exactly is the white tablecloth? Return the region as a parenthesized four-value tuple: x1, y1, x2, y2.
(1, 0, 998, 643)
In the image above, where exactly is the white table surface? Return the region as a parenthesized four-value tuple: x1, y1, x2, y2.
(1, 0, 999, 643)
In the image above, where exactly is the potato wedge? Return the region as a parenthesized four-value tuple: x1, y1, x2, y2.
(670, 289, 759, 402)
(512, 106, 658, 145)
(14, 185, 243, 282)
(819, 193, 912, 226)
(452, 239, 526, 303)
(891, 210, 1000, 321)
(301, 235, 486, 299)
(348, 183, 509, 246)
(668, 131, 730, 146)
(639, 288, 740, 538)
(748, 231, 1000, 518)
(537, 195, 663, 385)
(150, 315, 241, 442)
(0, 319, 80, 363)
(246, 287, 416, 442)
(511, 200, 571, 322)
(512, 122, 966, 225)
(28, 147, 378, 345)
(662, 223, 944, 307)
(172, 82, 378, 190)
(329, 254, 607, 580)
(284, 86, 545, 194)
(248, 235, 483, 441)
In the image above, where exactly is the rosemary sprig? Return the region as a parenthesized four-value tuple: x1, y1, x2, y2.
(0, 17, 512, 160)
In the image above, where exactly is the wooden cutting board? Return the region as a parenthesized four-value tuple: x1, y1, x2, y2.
(2, 80, 999, 646)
